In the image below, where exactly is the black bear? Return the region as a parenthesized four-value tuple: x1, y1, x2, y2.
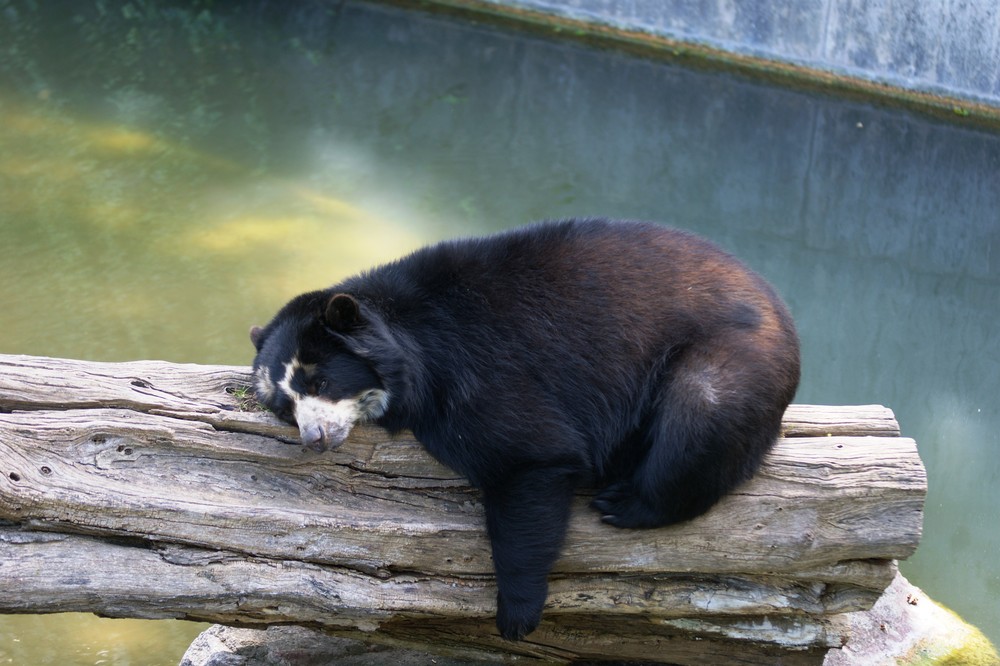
(249, 218, 800, 640)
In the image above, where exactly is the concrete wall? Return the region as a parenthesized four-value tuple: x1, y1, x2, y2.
(445, 0, 1000, 110)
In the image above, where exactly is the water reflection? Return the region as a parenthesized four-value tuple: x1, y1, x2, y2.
(0, 615, 207, 666)
(0, 88, 424, 362)
(1, 0, 998, 660)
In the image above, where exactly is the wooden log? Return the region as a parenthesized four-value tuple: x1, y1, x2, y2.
(0, 354, 926, 664)
(180, 572, 1000, 666)
(0, 525, 883, 622)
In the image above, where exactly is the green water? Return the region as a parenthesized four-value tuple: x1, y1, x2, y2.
(1, 0, 998, 663)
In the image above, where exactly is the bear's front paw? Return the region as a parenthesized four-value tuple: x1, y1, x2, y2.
(496, 592, 543, 641)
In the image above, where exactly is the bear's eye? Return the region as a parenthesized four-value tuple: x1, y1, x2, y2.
(314, 378, 328, 394)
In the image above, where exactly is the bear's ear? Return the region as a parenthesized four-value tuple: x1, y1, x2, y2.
(324, 293, 362, 331)
(249, 325, 264, 350)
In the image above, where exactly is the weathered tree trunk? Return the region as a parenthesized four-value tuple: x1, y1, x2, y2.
(0, 354, 926, 664)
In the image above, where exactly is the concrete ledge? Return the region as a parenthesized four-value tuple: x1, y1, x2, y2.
(397, 0, 1000, 129)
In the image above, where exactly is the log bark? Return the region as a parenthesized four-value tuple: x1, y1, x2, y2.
(0, 354, 926, 664)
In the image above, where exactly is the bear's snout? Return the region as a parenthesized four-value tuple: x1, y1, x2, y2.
(294, 394, 358, 453)
(298, 420, 351, 453)
(299, 422, 328, 452)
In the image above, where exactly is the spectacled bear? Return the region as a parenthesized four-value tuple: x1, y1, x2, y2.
(249, 218, 800, 640)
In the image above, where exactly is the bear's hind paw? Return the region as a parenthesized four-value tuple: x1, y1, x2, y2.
(591, 482, 661, 529)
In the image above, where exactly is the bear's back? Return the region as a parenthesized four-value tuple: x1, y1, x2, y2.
(351, 219, 790, 361)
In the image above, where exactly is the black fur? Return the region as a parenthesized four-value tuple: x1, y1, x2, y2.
(250, 219, 800, 640)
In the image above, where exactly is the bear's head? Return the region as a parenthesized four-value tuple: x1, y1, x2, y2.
(250, 292, 390, 451)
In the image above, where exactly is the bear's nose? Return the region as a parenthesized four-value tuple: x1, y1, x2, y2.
(300, 423, 327, 452)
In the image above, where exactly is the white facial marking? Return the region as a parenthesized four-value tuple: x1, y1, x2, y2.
(357, 388, 390, 419)
(295, 395, 361, 449)
(293, 389, 390, 451)
(277, 356, 315, 401)
(254, 366, 275, 402)
(262, 354, 390, 451)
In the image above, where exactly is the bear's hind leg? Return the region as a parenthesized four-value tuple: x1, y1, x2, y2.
(592, 357, 781, 529)
(482, 466, 578, 640)
(591, 450, 727, 529)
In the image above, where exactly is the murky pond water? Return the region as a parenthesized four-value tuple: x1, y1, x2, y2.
(2, 0, 998, 662)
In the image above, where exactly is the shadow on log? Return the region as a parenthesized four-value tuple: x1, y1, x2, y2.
(0, 354, 926, 664)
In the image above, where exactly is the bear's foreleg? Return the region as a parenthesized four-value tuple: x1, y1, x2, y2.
(481, 466, 578, 640)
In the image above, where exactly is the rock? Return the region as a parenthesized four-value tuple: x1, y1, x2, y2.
(824, 573, 999, 665)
